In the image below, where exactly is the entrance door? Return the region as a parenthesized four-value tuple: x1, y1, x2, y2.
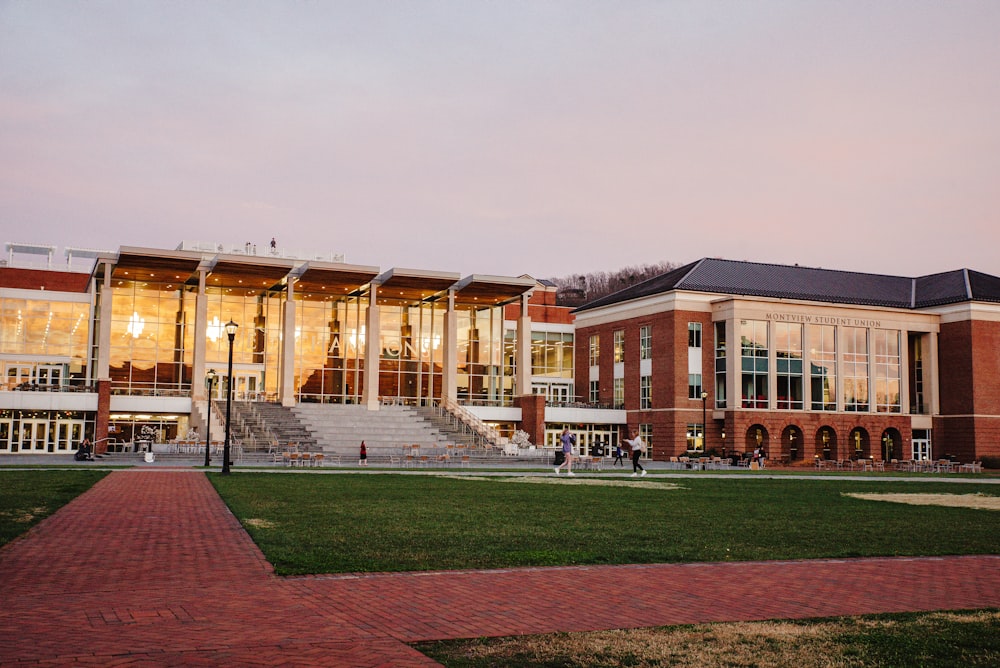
(55, 420, 84, 453)
(0, 420, 12, 452)
(216, 371, 263, 401)
(37, 365, 63, 388)
(19, 420, 50, 453)
(6, 364, 32, 390)
(912, 437, 931, 461)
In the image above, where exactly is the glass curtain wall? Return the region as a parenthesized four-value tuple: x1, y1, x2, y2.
(808, 324, 836, 410)
(0, 295, 90, 390)
(774, 323, 803, 409)
(378, 300, 444, 405)
(106, 280, 195, 395)
(843, 326, 870, 411)
(740, 320, 768, 408)
(294, 295, 366, 403)
(204, 287, 283, 400)
(456, 304, 506, 406)
(873, 329, 901, 412)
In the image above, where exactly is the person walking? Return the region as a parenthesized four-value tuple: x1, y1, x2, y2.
(624, 429, 647, 477)
(359, 440, 368, 466)
(554, 427, 576, 476)
(613, 441, 625, 466)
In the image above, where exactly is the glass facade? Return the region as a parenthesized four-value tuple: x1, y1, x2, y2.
(873, 329, 901, 413)
(0, 295, 90, 390)
(294, 295, 367, 403)
(740, 320, 768, 408)
(808, 324, 836, 411)
(842, 326, 869, 411)
(105, 281, 197, 395)
(775, 323, 803, 410)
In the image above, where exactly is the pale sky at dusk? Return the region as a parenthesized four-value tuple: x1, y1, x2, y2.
(2, 1, 998, 280)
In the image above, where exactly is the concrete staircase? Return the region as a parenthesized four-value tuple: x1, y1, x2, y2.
(241, 402, 318, 451)
(292, 404, 450, 456)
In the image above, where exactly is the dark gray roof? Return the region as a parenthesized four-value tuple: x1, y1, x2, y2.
(574, 259, 1000, 313)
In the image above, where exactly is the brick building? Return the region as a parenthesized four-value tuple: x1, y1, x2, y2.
(573, 258, 1000, 464)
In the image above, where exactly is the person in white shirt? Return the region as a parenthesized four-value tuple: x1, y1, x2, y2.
(623, 429, 647, 477)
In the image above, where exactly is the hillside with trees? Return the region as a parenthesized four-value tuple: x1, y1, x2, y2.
(547, 261, 679, 307)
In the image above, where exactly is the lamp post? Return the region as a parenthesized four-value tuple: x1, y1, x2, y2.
(204, 369, 217, 467)
(222, 320, 238, 475)
(700, 391, 708, 453)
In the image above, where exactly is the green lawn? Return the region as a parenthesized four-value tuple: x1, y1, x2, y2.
(0, 470, 108, 547)
(209, 473, 1000, 575)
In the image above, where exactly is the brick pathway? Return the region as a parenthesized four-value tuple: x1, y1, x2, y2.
(1, 471, 999, 666)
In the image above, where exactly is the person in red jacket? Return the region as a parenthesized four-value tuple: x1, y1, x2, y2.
(359, 441, 368, 466)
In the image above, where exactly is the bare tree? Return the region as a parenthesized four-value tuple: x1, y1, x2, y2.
(548, 261, 678, 306)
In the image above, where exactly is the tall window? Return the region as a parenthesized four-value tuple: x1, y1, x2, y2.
(843, 327, 869, 411)
(640, 374, 652, 409)
(714, 322, 727, 409)
(531, 331, 574, 378)
(613, 330, 625, 363)
(639, 325, 651, 360)
(613, 377, 625, 409)
(688, 322, 702, 348)
(589, 334, 600, 367)
(740, 320, 768, 408)
(774, 323, 803, 409)
(589, 380, 600, 403)
(686, 423, 704, 452)
(688, 373, 703, 399)
(808, 324, 836, 411)
(873, 329, 901, 413)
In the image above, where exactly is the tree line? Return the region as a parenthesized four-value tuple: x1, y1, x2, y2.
(546, 261, 678, 307)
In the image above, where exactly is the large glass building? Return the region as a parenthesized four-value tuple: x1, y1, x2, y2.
(1, 241, 620, 455)
(3, 243, 999, 464)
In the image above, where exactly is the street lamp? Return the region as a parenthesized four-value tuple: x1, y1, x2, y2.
(222, 320, 238, 475)
(700, 391, 708, 453)
(204, 369, 217, 467)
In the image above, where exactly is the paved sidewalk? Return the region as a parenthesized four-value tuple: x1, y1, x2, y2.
(1, 471, 999, 666)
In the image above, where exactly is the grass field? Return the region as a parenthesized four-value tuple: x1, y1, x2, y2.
(3, 469, 998, 666)
(414, 609, 1000, 667)
(208, 472, 1000, 575)
(0, 469, 108, 547)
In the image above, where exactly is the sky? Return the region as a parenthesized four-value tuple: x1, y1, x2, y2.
(1, 0, 999, 280)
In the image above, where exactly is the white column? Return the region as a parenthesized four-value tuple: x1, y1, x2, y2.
(95, 261, 113, 378)
(441, 291, 458, 403)
(898, 331, 910, 414)
(280, 279, 297, 406)
(516, 293, 532, 396)
(192, 269, 208, 400)
(362, 293, 381, 410)
(926, 331, 940, 415)
(725, 319, 738, 412)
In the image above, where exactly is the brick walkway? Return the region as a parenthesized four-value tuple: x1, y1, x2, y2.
(1, 471, 999, 666)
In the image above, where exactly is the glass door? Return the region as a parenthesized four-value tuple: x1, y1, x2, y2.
(0, 420, 12, 452)
(37, 365, 64, 388)
(912, 437, 931, 461)
(6, 364, 33, 390)
(19, 420, 50, 453)
(55, 420, 84, 453)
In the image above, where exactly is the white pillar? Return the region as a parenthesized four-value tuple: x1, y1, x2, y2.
(441, 291, 458, 403)
(516, 293, 532, 396)
(362, 293, 381, 410)
(280, 279, 297, 406)
(192, 269, 208, 400)
(95, 261, 113, 378)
